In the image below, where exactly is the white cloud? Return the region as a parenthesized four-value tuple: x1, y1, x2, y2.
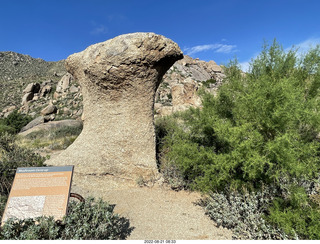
(238, 52, 260, 73)
(90, 25, 108, 35)
(216, 44, 237, 54)
(90, 21, 108, 35)
(239, 38, 320, 73)
(107, 14, 126, 23)
(239, 61, 250, 73)
(288, 37, 320, 55)
(184, 43, 237, 55)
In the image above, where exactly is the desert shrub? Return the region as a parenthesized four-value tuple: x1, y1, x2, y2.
(0, 197, 133, 240)
(155, 116, 189, 190)
(0, 195, 7, 221)
(0, 216, 61, 240)
(202, 78, 217, 88)
(24, 130, 47, 140)
(0, 133, 45, 196)
(0, 110, 32, 134)
(158, 40, 320, 239)
(202, 187, 288, 240)
(267, 185, 320, 240)
(0, 124, 15, 135)
(161, 41, 320, 191)
(202, 174, 320, 240)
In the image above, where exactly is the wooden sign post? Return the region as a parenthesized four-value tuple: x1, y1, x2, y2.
(1, 166, 74, 225)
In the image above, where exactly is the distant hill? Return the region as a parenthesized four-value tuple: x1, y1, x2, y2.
(0, 51, 66, 111)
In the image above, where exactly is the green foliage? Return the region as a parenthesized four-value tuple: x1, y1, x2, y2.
(160, 41, 320, 192)
(60, 198, 133, 240)
(0, 124, 16, 135)
(0, 110, 32, 134)
(157, 40, 320, 239)
(0, 216, 61, 240)
(267, 196, 320, 239)
(202, 78, 217, 88)
(0, 195, 7, 221)
(25, 124, 83, 141)
(49, 124, 83, 138)
(155, 116, 189, 189)
(0, 133, 45, 196)
(0, 197, 133, 240)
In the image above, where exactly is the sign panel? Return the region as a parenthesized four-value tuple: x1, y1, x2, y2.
(1, 166, 74, 225)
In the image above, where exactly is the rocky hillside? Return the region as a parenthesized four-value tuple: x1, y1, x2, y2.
(155, 55, 225, 116)
(0, 51, 65, 81)
(0, 51, 66, 113)
(0, 51, 225, 124)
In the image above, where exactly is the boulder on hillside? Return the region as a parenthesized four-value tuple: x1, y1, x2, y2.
(21, 92, 34, 105)
(56, 73, 73, 93)
(40, 84, 52, 97)
(2, 105, 17, 113)
(41, 104, 57, 116)
(171, 77, 201, 112)
(19, 119, 83, 137)
(23, 82, 40, 94)
(207, 60, 222, 73)
(20, 115, 56, 133)
(69, 85, 79, 93)
(1, 105, 17, 118)
(20, 116, 45, 132)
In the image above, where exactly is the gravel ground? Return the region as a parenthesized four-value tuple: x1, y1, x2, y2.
(69, 173, 233, 240)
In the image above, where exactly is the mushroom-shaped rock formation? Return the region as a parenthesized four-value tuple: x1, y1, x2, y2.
(46, 33, 183, 182)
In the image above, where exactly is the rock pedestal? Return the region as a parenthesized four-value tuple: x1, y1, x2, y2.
(46, 32, 183, 181)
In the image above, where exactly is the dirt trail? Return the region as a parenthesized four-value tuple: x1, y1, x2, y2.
(68, 173, 233, 240)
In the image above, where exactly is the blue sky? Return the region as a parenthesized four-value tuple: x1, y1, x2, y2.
(1, 0, 320, 70)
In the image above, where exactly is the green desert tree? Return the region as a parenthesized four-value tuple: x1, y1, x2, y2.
(158, 40, 320, 239)
(161, 40, 320, 191)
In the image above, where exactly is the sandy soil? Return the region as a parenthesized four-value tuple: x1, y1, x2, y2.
(68, 173, 233, 240)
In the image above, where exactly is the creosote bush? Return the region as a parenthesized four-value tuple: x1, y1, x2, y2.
(0, 110, 32, 134)
(0, 133, 45, 197)
(157, 40, 320, 239)
(0, 197, 134, 240)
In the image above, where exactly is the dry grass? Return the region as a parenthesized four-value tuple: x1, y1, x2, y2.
(16, 125, 82, 153)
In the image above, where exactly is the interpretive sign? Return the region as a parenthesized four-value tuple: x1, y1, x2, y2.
(1, 166, 74, 225)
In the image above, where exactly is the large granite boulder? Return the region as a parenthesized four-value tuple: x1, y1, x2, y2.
(171, 77, 202, 112)
(46, 32, 183, 181)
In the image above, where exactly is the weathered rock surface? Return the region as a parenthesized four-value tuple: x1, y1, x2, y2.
(46, 32, 183, 181)
(19, 119, 82, 137)
(20, 116, 45, 132)
(154, 55, 225, 116)
(1, 105, 17, 118)
(40, 84, 52, 97)
(23, 82, 40, 94)
(56, 73, 73, 93)
(40, 104, 57, 115)
(21, 92, 34, 105)
(171, 77, 202, 112)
